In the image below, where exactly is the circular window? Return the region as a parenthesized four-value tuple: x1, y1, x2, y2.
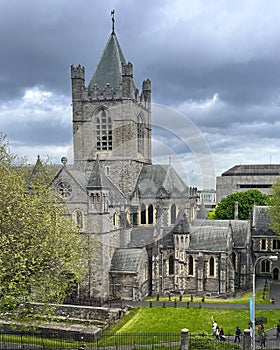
(57, 181, 72, 198)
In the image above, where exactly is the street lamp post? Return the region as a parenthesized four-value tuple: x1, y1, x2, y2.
(252, 255, 278, 350)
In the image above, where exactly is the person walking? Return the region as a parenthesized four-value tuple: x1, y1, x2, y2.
(260, 332, 266, 349)
(234, 326, 241, 343)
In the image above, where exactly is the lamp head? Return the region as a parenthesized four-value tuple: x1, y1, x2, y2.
(268, 255, 278, 261)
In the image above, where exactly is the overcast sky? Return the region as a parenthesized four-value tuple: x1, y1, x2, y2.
(1, 0, 280, 189)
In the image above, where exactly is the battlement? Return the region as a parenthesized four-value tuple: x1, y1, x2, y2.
(71, 64, 85, 80)
(142, 79, 151, 92)
(122, 62, 133, 77)
(88, 83, 122, 100)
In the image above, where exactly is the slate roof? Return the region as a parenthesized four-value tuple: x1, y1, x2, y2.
(251, 206, 276, 236)
(88, 33, 126, 91)
(136, 164, 187, 197)
(128, 226, 175, 248)
(189, 226, 229, 251)
(87, 156, 107, 190)
(221, 164, 280, 176)
(173, 213, 190, 234)
(128, 227, 155, 248)
(110, 248, 145, 273)
(192, 219, 250, 249)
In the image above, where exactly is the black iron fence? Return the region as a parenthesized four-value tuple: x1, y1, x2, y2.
(0, 329, 279, 350)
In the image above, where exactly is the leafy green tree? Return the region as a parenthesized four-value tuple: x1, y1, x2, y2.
(267, 181, 280, 235)
(209, 189, 268, 220)
(0, 134, 86, 314)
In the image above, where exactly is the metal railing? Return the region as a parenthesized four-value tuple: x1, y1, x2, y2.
(0, 329, 279, 350)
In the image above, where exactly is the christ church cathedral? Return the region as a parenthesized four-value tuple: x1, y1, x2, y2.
(34, 16, 280, 302)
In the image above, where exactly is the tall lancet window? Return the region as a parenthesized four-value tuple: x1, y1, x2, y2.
(137, 114, 144, 155)
(97, 110, 112, 151)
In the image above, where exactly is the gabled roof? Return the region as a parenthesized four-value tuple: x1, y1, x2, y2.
(192, 219, 250, 248)
(136, 164, 187, 197)
(88, 33, 126, 91)
(189, 226, 229, 251)
(110, 248, 146, 273)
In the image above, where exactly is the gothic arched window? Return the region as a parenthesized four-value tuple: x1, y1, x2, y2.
(137, 115, 144, 155)
(261, 259, 270, 273)
(188, 255, 194, 275)
(113, 212, 118, 226)
(169, 255, 174, 275)
(148, 204, 153, 224)
(170, 204, 176, 224)
(73, 210, 84, 231)
(209, 257, 215, 276)
(96, 110, 112, 151)
(232, 252, 237, 270)
(141, 204, 146, 224)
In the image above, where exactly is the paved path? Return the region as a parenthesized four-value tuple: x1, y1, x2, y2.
(269, 280, 280, 302)
(106, 280, 280, 310)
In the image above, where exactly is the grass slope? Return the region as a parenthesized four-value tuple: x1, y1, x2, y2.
(107, 306, 279, 335)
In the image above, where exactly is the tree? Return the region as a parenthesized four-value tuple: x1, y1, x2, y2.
(0, 134, 86, 314)
(209, 189, 268, 220)
(267, 181, 280, 235)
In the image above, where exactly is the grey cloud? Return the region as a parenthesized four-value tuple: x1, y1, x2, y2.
(1, 0, 280, 183)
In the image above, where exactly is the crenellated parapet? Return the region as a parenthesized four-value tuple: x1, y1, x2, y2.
(122, 62, 133, 77)
(71, 64, 85, 80)
(71, 65, 85, 101)
(87, 83, 123, 101)
(71, 59, 150, 110)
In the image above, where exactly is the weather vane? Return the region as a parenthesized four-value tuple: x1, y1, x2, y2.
(111, 10, 115, 34)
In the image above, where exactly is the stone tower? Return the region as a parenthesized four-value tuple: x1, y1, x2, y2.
(71, 26, 152, 197)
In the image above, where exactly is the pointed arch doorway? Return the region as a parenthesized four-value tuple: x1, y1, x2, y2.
(273, 267, 279, 281)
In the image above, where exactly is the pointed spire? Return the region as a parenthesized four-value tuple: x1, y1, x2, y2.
(88, 18, 126, 92)
(31, 155, 43, 176)
(197, 201, 208, 220)
(173, 213, 190, 234)
(87, 155, 103, 189)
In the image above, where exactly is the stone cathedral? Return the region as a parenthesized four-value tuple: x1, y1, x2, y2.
(44, 20, 280, 302)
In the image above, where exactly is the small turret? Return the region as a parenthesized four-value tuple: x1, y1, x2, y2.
(140, 79, 151, 110)
(122, 62, 134, 99)
(71, 64, 85, 100)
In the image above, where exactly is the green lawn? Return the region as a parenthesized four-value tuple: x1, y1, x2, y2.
(105, 290, 277, 335)
(106, 305, 279, 335)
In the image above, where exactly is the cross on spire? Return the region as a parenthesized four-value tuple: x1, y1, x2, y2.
(111, 10, 115, 34)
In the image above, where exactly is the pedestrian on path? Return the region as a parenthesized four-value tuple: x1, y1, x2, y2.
(234, 326, 241, 343)
(260, 332, 266, 349)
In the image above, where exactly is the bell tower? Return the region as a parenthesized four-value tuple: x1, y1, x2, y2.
(71, 13, 151, 196)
